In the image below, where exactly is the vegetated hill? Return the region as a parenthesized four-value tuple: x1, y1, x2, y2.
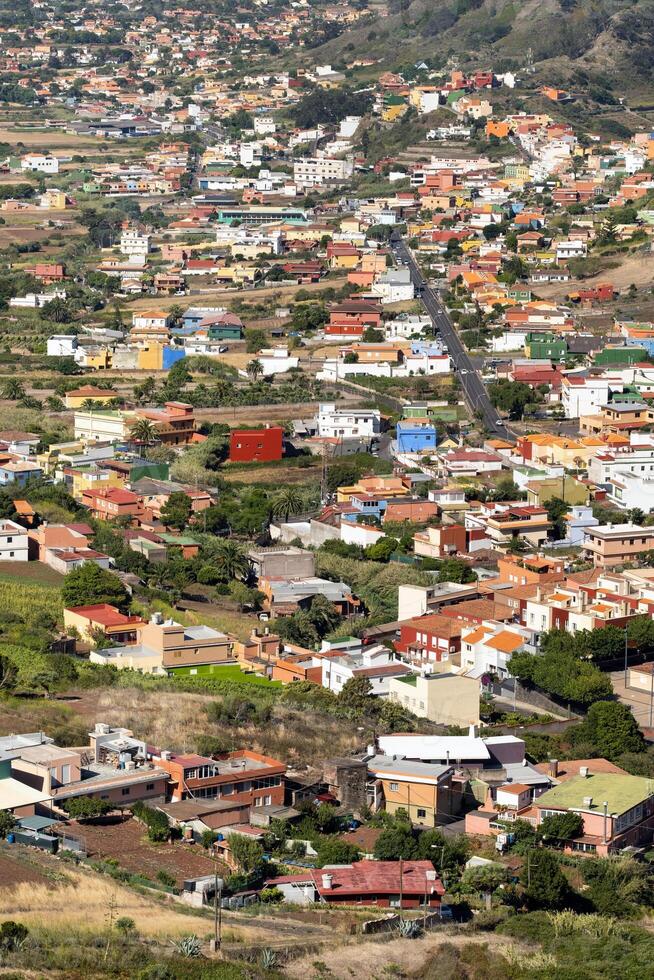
(314, 0, 654, 102)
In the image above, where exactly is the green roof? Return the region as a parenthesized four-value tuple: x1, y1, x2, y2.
(159, 533, 199, 546)
(396, 674, 418, 686)
(537, 773, 653, 816)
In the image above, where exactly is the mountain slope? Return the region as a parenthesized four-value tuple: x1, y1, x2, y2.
(312, 0, 654, 105)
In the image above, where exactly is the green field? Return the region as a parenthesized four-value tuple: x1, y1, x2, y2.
(166, 663, 281, 686)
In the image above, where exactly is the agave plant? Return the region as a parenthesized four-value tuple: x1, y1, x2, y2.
(171, 934, 202, 958)
(398, 918, 422, 939)
(261, 947, 278, 969)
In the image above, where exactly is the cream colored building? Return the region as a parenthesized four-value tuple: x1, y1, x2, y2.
(388, 672, 480, 727)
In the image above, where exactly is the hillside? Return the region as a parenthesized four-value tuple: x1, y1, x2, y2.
(312, 0, 654, 109)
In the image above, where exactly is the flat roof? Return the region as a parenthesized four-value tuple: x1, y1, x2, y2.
(536, 772, 653, 814)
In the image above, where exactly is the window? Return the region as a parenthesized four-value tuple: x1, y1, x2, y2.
(390, 782, 399, 791)
(146, 783, 155, 791)
(121, 787, 130, 796)
(417, 808, 427, 819)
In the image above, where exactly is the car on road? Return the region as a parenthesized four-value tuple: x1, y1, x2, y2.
(460, 369, 468, 375)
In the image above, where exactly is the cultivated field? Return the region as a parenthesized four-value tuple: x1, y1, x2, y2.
(69, 815, 220, 887)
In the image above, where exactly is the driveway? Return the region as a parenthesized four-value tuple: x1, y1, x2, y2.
(611, 671, 654, 729)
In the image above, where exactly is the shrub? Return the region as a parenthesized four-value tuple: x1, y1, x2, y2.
(156, 869, 176, 888)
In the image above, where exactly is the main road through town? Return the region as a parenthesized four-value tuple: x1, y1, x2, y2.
(392, 234, 512, 439)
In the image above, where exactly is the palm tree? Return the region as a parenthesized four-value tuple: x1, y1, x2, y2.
(246, 359, 264, 383)
(272, 486, 304, 522)
(81, 398, 99, 411)
(1, 379, 25, 401)
(214, 539, 249, 582)
(46, 395, 65, 412)
(130, 418, 158, 456)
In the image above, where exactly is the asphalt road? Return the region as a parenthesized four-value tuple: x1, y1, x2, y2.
(392, 235, 512, 439)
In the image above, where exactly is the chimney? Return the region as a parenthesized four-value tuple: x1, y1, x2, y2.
(580, 766, 590, 777)
(548, 758, 559, 778)
(468, 723, 476, 738)
(583, 796, 593, 808)
(160, 750, 172, 761)
(321, 874, 333, 890)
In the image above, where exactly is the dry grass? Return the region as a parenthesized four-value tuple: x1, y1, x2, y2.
(0, 870, 214, 939)
(0, 126, 107, 151)
(79, 687, 361, 765)
(285, 932, 521, 979)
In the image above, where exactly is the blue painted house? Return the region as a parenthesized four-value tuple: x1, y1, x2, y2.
(396, 420, 438, 454)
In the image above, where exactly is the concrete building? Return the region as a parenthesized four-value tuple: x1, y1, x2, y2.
(0, 519, 29, 561)
(388, 672, 480, 726)
(316, 403, 381, 440)
(90, 613, 235, 675)
(293, 156, 354, 188)
(583, 523, 654, 568)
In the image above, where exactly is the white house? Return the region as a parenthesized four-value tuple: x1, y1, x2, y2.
(120, 229, 151, 258)
(561, 376, 620, 419)
(255, 347, 299, 377)
(47, 335, 78, 357)
(316, 403, 381, 440)
(0, 520, 29, 561)
(556, 240, 587, 262)
(460, 622, 529, 679)
(371, 268, 415, 305)
(321, 642, 413, 696)
(21, 153, 59, 174)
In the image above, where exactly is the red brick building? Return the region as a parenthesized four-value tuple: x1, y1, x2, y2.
(325, 300, 383, 338)
(229, 426, 284, 463)
(394, 613, 464, 666)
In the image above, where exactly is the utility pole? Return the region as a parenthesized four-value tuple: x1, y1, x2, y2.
(398, 856, 404, 918)
(624, 627, 629, 686)
(211, 857, 222, 953)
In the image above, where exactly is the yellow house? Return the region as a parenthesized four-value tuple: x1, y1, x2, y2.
(336, 475, 409, 504)
(40, 189, 67, 209)
(329, 250, 360, 270)
(64, 385, 116, 410)
(69, 466, 123, 502)
(75, 347, 112, 370)
(525, 475, 589, 507)
(137, 342, 164, 371)
(368, 752, 458, 828)
(340, 217, 362, 234)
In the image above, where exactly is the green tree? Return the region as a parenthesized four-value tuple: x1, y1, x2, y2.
(570, 700, 645, 761)
(460, 864, 509, 895)
(228, 833, 264, 873)
(338, 675, 374, 711)
(364, 536, 397, 562)
(521, 849, 571, 909)
(245, 329, 266, 353)
(40, 297, 73, 323)
(539, 812, 584, 842)
(129, 418, 158, 445)
(437, 559, 477, 584)
(246, 359, 264, 382)
(0, 810, 16, 838)
(65, 796, 112, 820)
(488, 379, 533, 420)
(373, 824, 417, 861)
(272, 486, 304, 522)
(1, 379, 25, 401)
(545, 497, 569, 541)
(315, 838, 361, 867)
(213, 539, 249, 581)
(581, 857, 652, 917)
(160, 492, 192, 530)
(61, 564, 130, 613)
